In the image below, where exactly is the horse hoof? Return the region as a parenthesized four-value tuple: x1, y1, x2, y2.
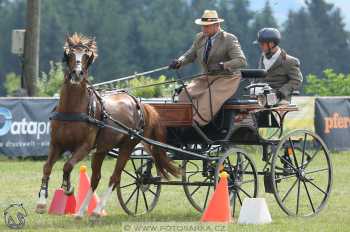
(89, 212, 101, 223)
(64, 186, 74, 196)
(35, 204, 47, 214)
(74, 214, 84, 220)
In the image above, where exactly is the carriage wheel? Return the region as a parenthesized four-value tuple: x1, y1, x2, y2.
(182, 159, 216, 212)
(271, 129, 333, 216)
(116, 147, 161, 216)
(215, 148, 259, 217)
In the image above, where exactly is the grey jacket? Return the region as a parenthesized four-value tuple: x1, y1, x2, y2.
(259, 50, 303, 101)
(179, 30, 247, 75)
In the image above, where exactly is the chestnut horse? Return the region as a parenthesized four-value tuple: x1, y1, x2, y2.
(35, 33, 179, 217)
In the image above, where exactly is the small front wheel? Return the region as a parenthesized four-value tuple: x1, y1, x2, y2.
(116, 147, 161, 216)
(215, 147, 259, 217)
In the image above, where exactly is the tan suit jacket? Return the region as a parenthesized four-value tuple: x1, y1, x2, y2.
(177, 30, 247, 125)
(179, 30, 247, 74)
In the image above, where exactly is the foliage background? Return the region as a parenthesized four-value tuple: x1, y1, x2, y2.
(1, 0, 350, 96)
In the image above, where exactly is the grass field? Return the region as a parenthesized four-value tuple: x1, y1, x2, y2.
(0, 151, 348, 232)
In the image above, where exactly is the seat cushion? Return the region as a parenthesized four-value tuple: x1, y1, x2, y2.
(224, 98, 258, 105)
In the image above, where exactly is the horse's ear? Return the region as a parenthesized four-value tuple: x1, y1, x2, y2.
(62, 49, 69, 63)
(87, 53, 95, 67)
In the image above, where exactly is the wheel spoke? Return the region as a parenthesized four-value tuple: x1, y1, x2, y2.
(190, 177, 209, 197)
(306, 179, 327, 195)
(131, 159, 138, 177)
(296, 179, 301, 215)
(278, 155, 298, 172)
(303, 181, 315, 213)
(275, 174, 297, 181)
(236, 192, 243, 205)
(125, 187, 138, 206)
(142, 191, 149, 211)
(147, 188, 157, 196)
(289, 138, 300, 168)
(231, 191, 237, 216)
(303, 147, 321, 169)
(235, 186, 252, 198)
(123, 170, 137, 179)
(304, 168, 329, 175)
(203, 186, 211, 209)
(301, 133, 307, 168)
(282, 178, 298, 203)
(135, 188, 140, 214)
(120, 182, 137, 189)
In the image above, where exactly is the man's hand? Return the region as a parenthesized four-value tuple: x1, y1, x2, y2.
(169, 59, 182, 69)
(208, 62, 225, 72)
(276, 90, 284, 100)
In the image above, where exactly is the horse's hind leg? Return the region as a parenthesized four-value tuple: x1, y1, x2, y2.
(91, 142, 138, 217)
(36, 144, 62, 214)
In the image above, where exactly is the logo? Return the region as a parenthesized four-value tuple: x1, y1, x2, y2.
(3, 203, 28, 229)
(0, 107, 12, 136)
(324, 112, 350, 134)
(0, 106, 50, 139)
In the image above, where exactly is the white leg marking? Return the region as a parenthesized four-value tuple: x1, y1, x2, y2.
(93, 185, 114, 214)
(76, 188, 93, 217)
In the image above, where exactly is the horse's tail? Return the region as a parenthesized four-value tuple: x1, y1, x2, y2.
(142, 104, 180, 179)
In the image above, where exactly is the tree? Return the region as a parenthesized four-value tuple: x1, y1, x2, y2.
(219, 0, 255, 66)
(250, 0, 278, 66)
(305, 69, 350, 96)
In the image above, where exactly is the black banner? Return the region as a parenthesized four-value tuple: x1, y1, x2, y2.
(315, 98, 350, 151)
(0, 98, 58, 157)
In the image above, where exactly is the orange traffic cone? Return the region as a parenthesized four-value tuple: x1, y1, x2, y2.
(201, 172, 232, 223)
(48, 188, 68, 215)
(64, 194, 77, 214)
(76, 165, 106, 216)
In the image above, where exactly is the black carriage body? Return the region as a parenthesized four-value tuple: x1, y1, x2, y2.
(103, 69, 332, 218)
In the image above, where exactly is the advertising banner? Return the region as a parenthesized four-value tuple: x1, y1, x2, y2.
(0, 98, 57, 157)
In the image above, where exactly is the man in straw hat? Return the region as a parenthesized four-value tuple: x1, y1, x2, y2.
(169, 10, 247, 126)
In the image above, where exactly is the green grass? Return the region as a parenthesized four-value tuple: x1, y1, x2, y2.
(0, 152, 348, 232)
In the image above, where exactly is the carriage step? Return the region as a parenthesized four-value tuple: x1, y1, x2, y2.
(264, 172, 274, 194)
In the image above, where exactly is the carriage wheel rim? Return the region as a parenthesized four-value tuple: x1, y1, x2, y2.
(214, 147, 259, 217)
(116, 147, 161, 216)
(271, 129, 333, 217)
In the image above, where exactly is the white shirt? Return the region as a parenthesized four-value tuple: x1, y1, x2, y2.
(205, 30, 221, 50)
(263, 48, 281, 71)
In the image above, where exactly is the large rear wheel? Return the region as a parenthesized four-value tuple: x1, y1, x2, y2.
(271, 129, 333, 216)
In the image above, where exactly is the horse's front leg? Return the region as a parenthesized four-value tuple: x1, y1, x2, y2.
(36, 144, 62, 214)
(61, 144, 90, 195)
(76, 150, 107, 219)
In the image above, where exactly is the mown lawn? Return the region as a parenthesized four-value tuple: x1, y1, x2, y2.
(0, 151, 348, 232)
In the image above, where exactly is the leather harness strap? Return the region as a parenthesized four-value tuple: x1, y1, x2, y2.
(50, 86, 145, 134)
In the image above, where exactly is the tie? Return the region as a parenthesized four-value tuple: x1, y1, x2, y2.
(203, 37, 212, 64)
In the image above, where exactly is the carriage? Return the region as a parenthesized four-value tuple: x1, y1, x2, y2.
(107, 69, 333, 217)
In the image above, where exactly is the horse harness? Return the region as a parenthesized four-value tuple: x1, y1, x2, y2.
(49, 86, 145, 136)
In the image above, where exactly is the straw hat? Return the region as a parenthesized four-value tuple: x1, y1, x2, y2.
(195, 10, 224, 26)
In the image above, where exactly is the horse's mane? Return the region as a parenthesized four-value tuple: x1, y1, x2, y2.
(64, 33, 98, 58)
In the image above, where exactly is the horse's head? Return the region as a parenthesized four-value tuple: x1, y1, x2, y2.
(63, 33, 98, 84)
